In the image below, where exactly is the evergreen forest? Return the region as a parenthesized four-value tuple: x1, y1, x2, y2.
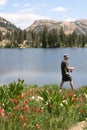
(0, 26, 87, 48)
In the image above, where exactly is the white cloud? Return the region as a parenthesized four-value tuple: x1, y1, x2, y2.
(36, 3, 47, 7)
(19, 8, 37, 13)
(13, 3, 19, 7)
(0, 7, 3, 10)
(0, 11, 50, 29)
(0, 1, 49, 29)
(51, 6, 67, 12)
(0, 0, 7, 6)
(24, 3, 30, 7)
(63, 16, 76, 22)
(64, 18, 76, 22)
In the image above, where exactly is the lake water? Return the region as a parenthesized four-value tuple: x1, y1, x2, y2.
(0, 48, 87, 88)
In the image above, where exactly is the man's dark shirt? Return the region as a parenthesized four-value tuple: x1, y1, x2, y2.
(61, 60, 69, 75)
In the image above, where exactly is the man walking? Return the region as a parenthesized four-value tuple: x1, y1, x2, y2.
(60, 54, 75, 90)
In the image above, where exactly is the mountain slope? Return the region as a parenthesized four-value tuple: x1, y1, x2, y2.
(0, 16, 20, 47)
(26, 19, 87, 35)
(0, 16, 18, 32)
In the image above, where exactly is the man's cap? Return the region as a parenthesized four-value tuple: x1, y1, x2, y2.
(64, 54, 69, 58)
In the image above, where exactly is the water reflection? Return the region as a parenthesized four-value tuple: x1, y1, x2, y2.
(0, 48, 87, 88)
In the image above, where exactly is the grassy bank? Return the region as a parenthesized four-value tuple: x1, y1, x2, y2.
(0, 79, 87, 130)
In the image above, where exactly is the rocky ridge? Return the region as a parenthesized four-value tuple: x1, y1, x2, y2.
(26, 19, 87, 35)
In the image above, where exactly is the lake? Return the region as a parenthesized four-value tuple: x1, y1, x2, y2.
(0, 48, 87, 88)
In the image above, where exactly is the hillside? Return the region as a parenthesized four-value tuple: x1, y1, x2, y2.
(0, 16, 87, 48)
(1, 17, 87, 35)
(0, 16, 20, 47)
(26, 19, 87, 35)
(0, 16, 18, 32)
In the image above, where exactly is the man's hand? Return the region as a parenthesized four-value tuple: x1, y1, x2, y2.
(71, 67, 75, 70)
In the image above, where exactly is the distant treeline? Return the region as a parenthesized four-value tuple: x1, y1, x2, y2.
(0, 26, 87, 48)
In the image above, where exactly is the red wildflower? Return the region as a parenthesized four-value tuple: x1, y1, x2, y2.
(23, 99, 28, 106)
(19, 115, 25, 122)
(8, 112, 14, 118)
(1, 112, 5, 118)
(78, 104, 81, 107)
(14, 105, 21, 110)
(72, 97, 78, 102)
(32, 107, 36, 112)
(9, 98, 14, 103)
(0, 107, 5, 119)
(78, 97, 85, 101)
(28, 90, 33, 95)
(13, 99, 20, 105)
(71, 105, 75, 109)
(21, 107, 25, 113)
(37, 109, 42, 113)
(18, 93, 25, 99)
(24, 105, 29, 111)
(67, 92, 74, 98)
(0, 107, 4, 113)
(35, 123, 40, 129)
(79, 110, 84, 113)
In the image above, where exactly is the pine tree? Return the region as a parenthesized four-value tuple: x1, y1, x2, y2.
(59, 27, 66, 47)
(41, 26, 48, 48)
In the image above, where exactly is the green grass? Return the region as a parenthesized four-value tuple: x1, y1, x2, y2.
(0, 79, 87, 130)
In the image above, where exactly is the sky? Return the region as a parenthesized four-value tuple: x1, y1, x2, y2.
(0, 0, 87, 29)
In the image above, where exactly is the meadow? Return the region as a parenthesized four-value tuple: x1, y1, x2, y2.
(0, 79, 87, 130)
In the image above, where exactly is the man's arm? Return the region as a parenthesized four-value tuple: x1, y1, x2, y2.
(67, 66, 75, 71)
